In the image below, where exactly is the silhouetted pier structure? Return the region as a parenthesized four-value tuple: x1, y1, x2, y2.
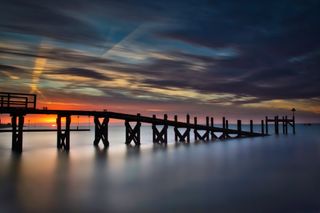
(0, 92, 295, 153)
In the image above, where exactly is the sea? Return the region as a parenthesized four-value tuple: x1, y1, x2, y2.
(0, 124, 319, 212)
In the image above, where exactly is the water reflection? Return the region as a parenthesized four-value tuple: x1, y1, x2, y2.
(0, 125, 319, 212)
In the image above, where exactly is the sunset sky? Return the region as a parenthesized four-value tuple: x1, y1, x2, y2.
(1, 0, 320, 123)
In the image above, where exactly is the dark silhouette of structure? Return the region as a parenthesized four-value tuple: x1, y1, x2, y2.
(0, 92, 295, 153)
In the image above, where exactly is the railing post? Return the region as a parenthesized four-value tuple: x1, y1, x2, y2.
(34, 95, 37, 109)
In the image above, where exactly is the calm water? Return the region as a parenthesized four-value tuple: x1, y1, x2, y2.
(0, 125, 319, 212)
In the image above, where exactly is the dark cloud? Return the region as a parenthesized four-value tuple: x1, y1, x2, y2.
(52, 67, 112, 81)
(0, 0, 320, 113)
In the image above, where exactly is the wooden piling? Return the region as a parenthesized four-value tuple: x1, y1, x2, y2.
(93, 116, 109, 147)
(261, 120, 264, 135)
(265, 116, 268, 135)
(275, 116, 279, 134)
(11, 114, 24, 153)
(57, 114, 71, 151)
(250, 120, 253, 135)
(237, 120, 242, 138)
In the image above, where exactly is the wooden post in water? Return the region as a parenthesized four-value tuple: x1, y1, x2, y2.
(285, 116, 288, 134)
(174, 115, 178, 141)
(206, 116, 210, 141)
(194, 116, 198, 141)
(11, 114, 24, 153)
(293, 115, 296, 134)
(250, 120, 253, 135)
(237, 120, 242, 138)
(57, 114, 71, 151)
(275, 116, 279, 134)
(125, 113, 141, 146)
(261, 120, 264, 135)
(282, 116, 285, 134)
(265, 116, 268, 135)
(94, 115, 109, 147)
(210, 117, 217, 140)
(152, 114, 168, 144)
(186, 114, 190, 142)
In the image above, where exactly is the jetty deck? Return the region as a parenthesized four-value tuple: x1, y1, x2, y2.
(0, 92, 295, 153)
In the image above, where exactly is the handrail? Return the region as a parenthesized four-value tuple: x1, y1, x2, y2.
(0, 92, 37, 109)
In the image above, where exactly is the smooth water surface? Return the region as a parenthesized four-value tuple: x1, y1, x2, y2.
(0, 125, 319, 212)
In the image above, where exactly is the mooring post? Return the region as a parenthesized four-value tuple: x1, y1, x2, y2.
(194, 116, 198, 141)
(93, 115, 109, 147)
(261, 120, 265, 135)
(285, 116, 288, 134)
(237, 120, 242, 138)
(282, 116, 285, 134)
(250, 120, 253, 134)
(275, 116, 279, 134)
(219, 117, 226, 139)
(11, 114, 24, 153)
(152, 115, 156, 142)
(206, 116, 210, 141)
(57, 114, 71, 151)
(293, 115, 296, 134)
(226, 119, 230, 138)
(265, 116, 269, 135)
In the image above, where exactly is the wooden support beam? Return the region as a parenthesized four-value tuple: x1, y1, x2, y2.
(11, 114, 24, 153)
(174, 114, 190, 142)
(152, 114, 168, 144)
(210, 117, 218, 140)
(194, 116, 210, 141)
(93, 116, 109, 147)
(282, 116, 285, 134)
(125, 113, 141, 146)
(219, 117, 227, 139)
(285, 116, 288, 134)
(57, 114, 71, 151)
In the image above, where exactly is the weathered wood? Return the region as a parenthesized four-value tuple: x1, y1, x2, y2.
(94, 116, 109, 147)
(57, 114, 71, 151)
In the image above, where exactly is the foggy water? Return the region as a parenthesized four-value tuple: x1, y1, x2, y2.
(0, 125, 319, 212)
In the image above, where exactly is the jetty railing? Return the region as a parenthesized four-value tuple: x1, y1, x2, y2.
(0, 92, 36, 109)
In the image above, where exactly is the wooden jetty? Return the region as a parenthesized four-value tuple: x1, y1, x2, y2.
(0, 92, 295, 153)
